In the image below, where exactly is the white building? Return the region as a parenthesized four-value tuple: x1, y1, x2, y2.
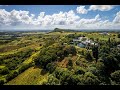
(78, 37, 87, 41)
(73, 36, 98, 48)
(100, 32, 109, 35)
(73, 39, 80, 42)
(117, 44, 120, 48)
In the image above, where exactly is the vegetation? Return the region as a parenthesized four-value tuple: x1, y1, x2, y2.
(0, 29, 120, 85)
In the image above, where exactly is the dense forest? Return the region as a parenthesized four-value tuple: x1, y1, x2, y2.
(0, 29, 120, 85)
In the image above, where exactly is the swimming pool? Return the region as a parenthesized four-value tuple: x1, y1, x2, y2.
(77, 43, 85, 48)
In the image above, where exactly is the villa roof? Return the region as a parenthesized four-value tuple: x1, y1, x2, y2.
(117, 44, 120, 47)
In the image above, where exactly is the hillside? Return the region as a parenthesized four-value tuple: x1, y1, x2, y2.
(0, 29, 120, 85)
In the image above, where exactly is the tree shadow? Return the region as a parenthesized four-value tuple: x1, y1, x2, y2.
(33, 66, 48, 75)
(33, 65, 40, 69)
(41, 69, 48, 75)
(86, 58, 94, 62)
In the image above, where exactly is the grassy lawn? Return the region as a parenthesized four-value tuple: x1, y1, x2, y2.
(23, 51, 40, 64)
(5, 67, 49, 85)
(0, 65, 6, 69)
(86, 33, 110, 41)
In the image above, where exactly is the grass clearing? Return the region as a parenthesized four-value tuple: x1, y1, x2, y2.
(0, 65, 6, 69)
(23, 51, 40, 64)
(5, 67, 49, 85)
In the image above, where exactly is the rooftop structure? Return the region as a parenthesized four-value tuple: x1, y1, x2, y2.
(100, 32, 109, 35)
(72, 36, 98, 48)
(117, 44, 120, 48)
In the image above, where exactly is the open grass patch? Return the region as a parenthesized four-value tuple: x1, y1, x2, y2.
(5, 67, 49, 85)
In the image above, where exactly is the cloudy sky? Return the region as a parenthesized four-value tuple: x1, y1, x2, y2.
(0, 5, 120, 30)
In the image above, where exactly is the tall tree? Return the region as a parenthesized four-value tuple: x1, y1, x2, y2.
(118, 33, 120, 38)
(107, 37, 111, 47)
(92, 45, 98, 62)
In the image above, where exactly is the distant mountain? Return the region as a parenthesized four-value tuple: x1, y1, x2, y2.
(52, 28, 77, 32)
(52, 28, 120, 32)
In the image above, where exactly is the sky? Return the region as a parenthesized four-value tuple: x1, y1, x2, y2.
(0, 5, 120, 30)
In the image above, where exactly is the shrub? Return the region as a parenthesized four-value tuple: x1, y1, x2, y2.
(6, 70, 18, 81)
(53, 67, 73, 85)
(81, 50, 85, 55)
(67, 59, 73, 67)
(83, 72, 100, 85)
(118, 33, 120, 38)
(63, 45, 76, 56)
(18, 63, 33, 74)
(85, 51, 93, 61)
(87, 66, 97, 75)
(95, 61, 106, 76)
(67, 75, 83, 85)
(103, 55, 119, 74)
(75, 67, 86, 75)
(0, 67, 9, 75)
(45, 75, 60, 85)
(111, 70, 120, 83)
(60, 70, 72, 85)
(0, 79, 5, 85)
(76, 60, 81, 66)
(46, 62, 57, 73)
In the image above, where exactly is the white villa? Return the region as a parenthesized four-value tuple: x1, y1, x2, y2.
(99, 32, 109, 35)
(72, 36, 98, 48)
(73, 37, 87, 42)
(73, 39, 81, 42)
(117, 44, 120, 48)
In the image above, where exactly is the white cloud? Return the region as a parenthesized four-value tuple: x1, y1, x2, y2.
(111, 11, 120, 29)
(0, 8, 120, 30)
(10, 10, 31, 25)
(36, 10, 80, 26)
(0, 5, 8, 6)
(0, 9, 81, 29)
(0, 9, 11, 26)
(0, 9, 35, 26)
(75, 14, 120, 30)
(76, 6, 88, 14)
(65, 10, 80, 25)
(76, 14, 102, 29)
(78, 14, 101, 25)
(113, 11, 120, 23)
(89, 5, 114, 11)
